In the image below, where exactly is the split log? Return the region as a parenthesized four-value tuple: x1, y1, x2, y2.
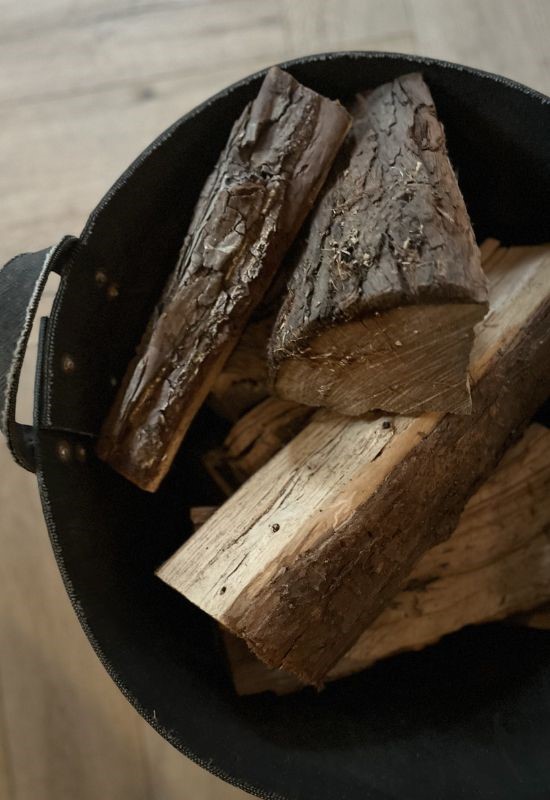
(189, 506, 218, 529)
(512, 603, 550, 630)
(207, 256, 298, 422)
(269, 73, 488, 417)
(204, 397, 314, 495)
(219, 424, 550, 693)
(97, 66, 351, 491)
(207, 316, 273, 422)
(158, 242, 550, 684)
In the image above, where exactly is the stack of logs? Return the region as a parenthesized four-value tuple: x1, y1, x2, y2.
(97, 67, 550, 695)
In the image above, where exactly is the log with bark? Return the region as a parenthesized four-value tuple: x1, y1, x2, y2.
(97, 66, 351, 491)
(204, 397, 314, 495)
(269, 72, 488, 417)
(157, 242, 550, 685)
(217, 423, 550, 694)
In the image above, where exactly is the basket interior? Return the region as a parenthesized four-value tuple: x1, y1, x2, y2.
(37, 54, 550, 800)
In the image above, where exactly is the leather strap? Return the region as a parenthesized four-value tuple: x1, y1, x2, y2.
(0, 236, 77, 471)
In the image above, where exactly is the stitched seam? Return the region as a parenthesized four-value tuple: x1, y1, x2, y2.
(3, 238, 73, 467)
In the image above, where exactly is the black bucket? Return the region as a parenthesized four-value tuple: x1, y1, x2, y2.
(1, 52, 550, 800)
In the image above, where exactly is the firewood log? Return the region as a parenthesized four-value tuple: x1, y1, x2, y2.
(97, 66, 351, 491)
(158, 242, 550, 684)
(207, 316, 272, 423)
(511, 603, 550, 631)
(269, 73, 488, 417)
(207, 263, 295, 421)
(204, 397, 314, 495)
(217, 424, 550, 693)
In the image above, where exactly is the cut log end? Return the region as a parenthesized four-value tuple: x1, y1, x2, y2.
(158, 243, 550, 686)
(268, 72, 488, 418)
(273, 302, 487, 416)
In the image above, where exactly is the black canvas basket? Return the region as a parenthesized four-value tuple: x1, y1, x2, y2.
(1, 52, 550, 800)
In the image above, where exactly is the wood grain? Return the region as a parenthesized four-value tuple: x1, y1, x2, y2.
(410, 0, 550, 96)
(208, 314, 273, 422)
(97, 67, 350, 491)
(204, 398, 314, 495)
(2, 1, 550, 796)
(281, 0, 414, 54)
(0, 2, 286, 105)
(223, 424, 550, 694)
(0, 442, 149, 800)
(269, 74, 487, 417)
(158, 244, 550, 684)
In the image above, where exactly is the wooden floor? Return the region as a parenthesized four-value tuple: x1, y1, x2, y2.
(1, 2, 549, 798)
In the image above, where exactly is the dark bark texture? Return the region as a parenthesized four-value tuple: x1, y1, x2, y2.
(97, 67, 351, 490)
(229, 287, 550, 684)
(269, 72, 488, 415)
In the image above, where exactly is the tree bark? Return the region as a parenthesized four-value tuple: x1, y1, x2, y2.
(207, 255, 298, 422)
(204, 397, 314, 495)
(158, 243, 550, 684)
(97, 66, 351, 491)
(219, 424, 550, 694)
(269, 72, 488, 417)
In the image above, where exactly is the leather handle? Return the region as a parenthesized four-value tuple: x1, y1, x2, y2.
(0, 236, 77, 471)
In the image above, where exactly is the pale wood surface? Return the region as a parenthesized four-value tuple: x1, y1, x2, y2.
(1, 2, 549, 797)
(269, 73, 488, 417)
(225, 424, 550, 694)
(157, 244, 550, 684)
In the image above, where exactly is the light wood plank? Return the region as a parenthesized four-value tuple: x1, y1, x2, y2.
(410, 0, 550, 95)
(0, 0, 212, 35)
(0, 677, 16, 800)
(0, 59, 270, 266)
(0, 1, 286, 105)
(0, 442, 150, 800)
(2, 0, 549, 797)
(281, 0, 413, 54)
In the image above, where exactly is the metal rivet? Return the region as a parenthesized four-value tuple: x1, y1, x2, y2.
(61, 353, 76, 373)
(57, 441, 71, 462)
(95, 270, 108, 286)
(75, 444, 87, 462)
(107, 283, 119, 299)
